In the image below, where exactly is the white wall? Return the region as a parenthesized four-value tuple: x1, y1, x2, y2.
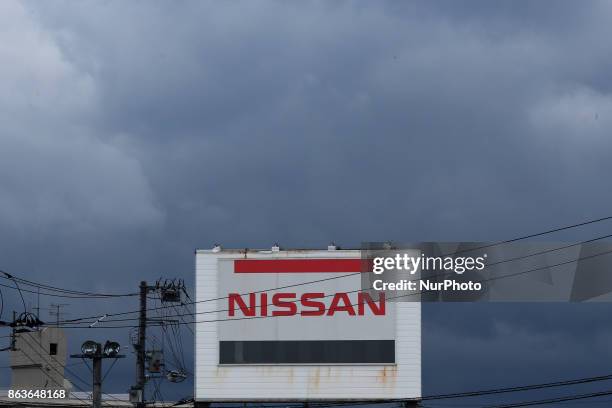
(10, 327, 67, 390)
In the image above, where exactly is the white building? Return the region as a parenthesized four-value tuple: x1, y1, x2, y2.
(10, 327, 71, 392)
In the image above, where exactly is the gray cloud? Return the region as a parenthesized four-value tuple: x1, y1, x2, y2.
(0, 2, 163, 239)
(1, 0, 612, 403)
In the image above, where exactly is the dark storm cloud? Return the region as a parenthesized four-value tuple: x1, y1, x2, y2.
(15, 1, 612, 247)
(2, 0, 612, 402)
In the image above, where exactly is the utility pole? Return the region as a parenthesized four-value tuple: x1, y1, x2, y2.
(93, 352, 102, 408)
(132, 281, 149, 408)
(130, 279, 184, 406)
(11, 311, 17, 351)
(138, 281, 147, 408)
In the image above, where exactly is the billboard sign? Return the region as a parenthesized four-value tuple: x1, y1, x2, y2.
(194, 249, 421, 402)
(217, 258, 394, 365)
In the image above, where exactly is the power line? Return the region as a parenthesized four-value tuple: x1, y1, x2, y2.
(422, 373, 612, 400)
(0, 360, 85, 369)
(279, 385, 612, 408)
(51, 245, 612, 329)
(11, 275, 138, 297)
(0, 273, 27, 313)
(57, 239, 612, 328)
(485, 389, 612, 408)
(0, 280, 136, 299)
(172, 304, 194, 335)
(59, 228, 612, 326)
(54, 215, 612, 324)
(429, 215, 612, 257)
(1, 217, 610, 321)
(0, 269, 138, 298)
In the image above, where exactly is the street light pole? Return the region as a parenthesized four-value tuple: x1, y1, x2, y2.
(93, 353, 102, 408)
(71, 340, 124, 408)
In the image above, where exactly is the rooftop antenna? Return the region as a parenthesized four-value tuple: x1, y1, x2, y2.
(33, 288, 40, 317)
(49, 303, 70, 326)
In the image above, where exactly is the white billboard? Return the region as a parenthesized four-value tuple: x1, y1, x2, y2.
(195, 249, 421, 402)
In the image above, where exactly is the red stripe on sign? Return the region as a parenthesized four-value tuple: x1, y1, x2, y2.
(234, 259, 364, 273)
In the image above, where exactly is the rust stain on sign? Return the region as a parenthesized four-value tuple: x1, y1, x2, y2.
(215, 366, 228, 383)
(309, 367, 321, 389)
(288, 367, 294, 384)
(378, 366, 398, 387)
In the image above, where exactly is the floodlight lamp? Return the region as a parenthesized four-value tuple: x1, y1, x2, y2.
(103, 341, 121, 357)
(81, 340, 99, 356)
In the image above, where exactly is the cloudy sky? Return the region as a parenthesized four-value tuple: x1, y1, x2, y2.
(2, 0, 612, 405)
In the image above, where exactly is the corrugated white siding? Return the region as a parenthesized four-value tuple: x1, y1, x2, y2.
(195, 250, 421, 401)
